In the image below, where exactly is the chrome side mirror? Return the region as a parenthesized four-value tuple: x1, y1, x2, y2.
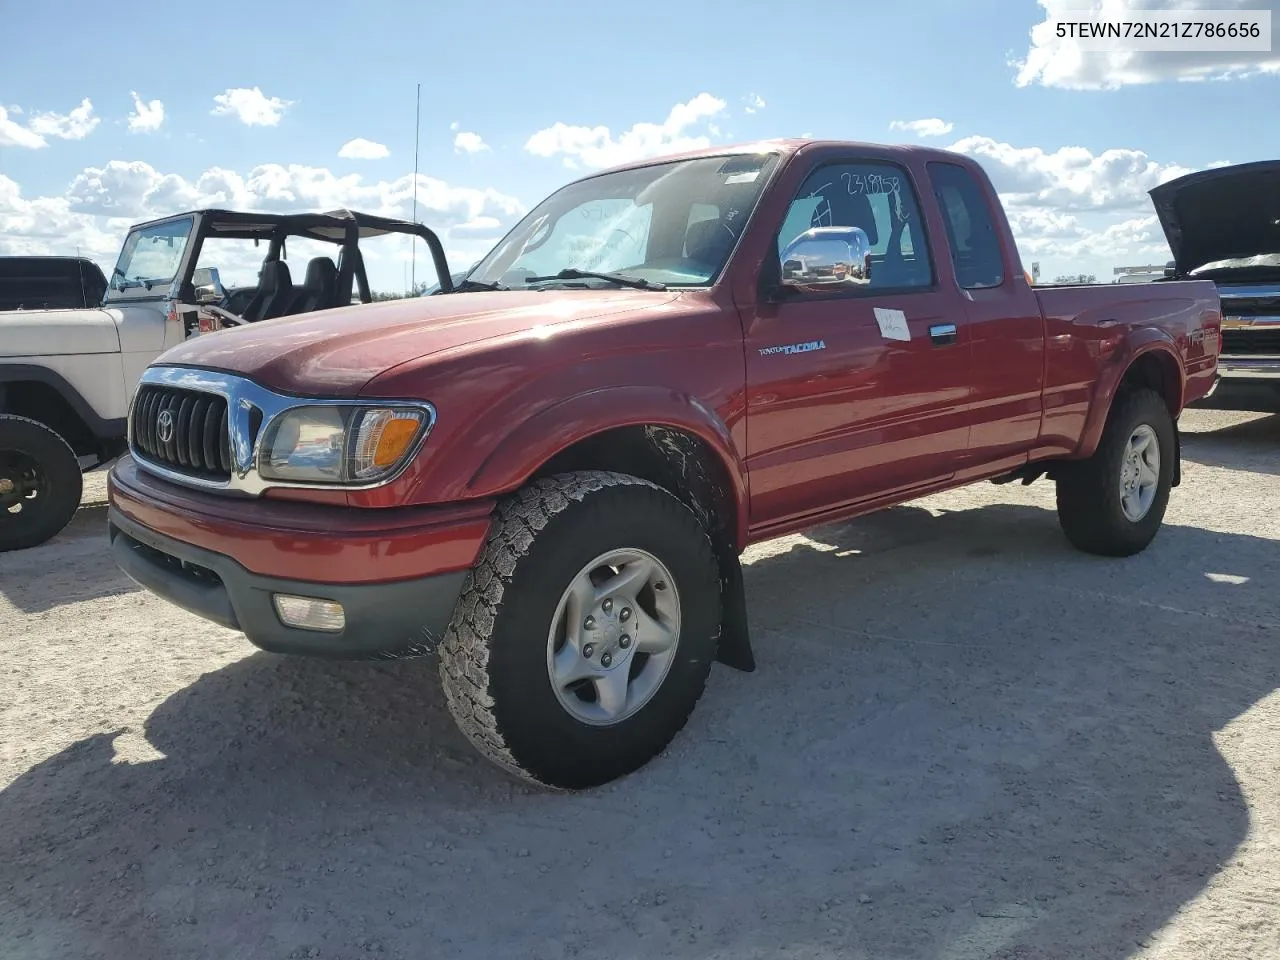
(779, 226, 872, 292)
(192, 266, 227, 304)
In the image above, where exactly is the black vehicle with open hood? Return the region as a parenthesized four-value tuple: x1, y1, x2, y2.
(1151, 160, 1280, 401)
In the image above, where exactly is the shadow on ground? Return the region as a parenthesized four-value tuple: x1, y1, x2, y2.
(2, 501, 1277, 960)
(0, 505, 139, 615)
(1192, 383, 1280, 417)
(1180, 412, 1280, 477)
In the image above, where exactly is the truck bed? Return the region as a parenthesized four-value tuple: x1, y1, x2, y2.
(1033, 278, 1222, 410)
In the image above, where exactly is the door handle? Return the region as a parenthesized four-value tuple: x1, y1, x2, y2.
(929, 323, 958, 346)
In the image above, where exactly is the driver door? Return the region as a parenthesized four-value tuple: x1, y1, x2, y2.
(743, 157, 973, 529)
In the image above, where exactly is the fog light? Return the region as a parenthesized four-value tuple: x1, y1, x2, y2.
(272, 594, 346, 632)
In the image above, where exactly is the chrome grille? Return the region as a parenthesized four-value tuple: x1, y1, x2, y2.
(131, 384, 232, 480)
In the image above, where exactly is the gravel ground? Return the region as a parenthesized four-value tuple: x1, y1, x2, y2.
(2, 408, 1278, 960)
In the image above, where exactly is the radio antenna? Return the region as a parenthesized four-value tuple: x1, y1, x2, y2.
(410, 82, 421, 295)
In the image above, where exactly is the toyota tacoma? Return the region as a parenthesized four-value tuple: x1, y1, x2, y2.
(107, 139, 1221, 789)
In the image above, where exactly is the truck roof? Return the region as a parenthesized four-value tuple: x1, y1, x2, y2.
(587, 137, 980, 177)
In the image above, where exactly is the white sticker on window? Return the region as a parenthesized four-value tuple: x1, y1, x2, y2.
(724, 171, 760, 185)
(874, 307, 911, 341)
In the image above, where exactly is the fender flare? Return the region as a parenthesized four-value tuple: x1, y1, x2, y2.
(0, 363, 126, 441)
(465, 385, 751, 548)
(1076, 332, 1185, 461)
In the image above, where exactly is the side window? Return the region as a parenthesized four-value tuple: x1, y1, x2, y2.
(778, 162, 933, 291)
(927, 162, 1004, 289)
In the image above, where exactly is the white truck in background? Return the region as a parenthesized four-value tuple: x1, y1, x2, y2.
(1, 208, 452, 551)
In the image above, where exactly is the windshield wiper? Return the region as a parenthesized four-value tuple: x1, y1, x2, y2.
(448, 278, 507, 293)
(524, 268, 666, 291)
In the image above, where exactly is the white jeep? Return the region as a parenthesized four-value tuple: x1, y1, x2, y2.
(0, 208, 453, 551)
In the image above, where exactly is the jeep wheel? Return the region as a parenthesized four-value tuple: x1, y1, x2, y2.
(1055, 388, 1175, 557)
(0, 415, 84, 553)
(438, 471, 722, 789)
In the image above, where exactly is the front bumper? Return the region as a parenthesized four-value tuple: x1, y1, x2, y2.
(1217, 355, 1280, 381)
(106, 455, 494, 658)
(109, 507, 468, 658)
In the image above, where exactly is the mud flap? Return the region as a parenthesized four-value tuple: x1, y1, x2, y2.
(714, 548, 755, 672)
(1172, 418, 1182, 487)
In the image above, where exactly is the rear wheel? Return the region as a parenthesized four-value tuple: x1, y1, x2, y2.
(438, 471, 722, 789)
(0, 415, 83, 552)
(1055, 388, 1174, 557)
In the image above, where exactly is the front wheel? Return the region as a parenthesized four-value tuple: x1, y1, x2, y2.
(438, 471, 722, 789)
(1055, 388, 1175, 557)
(0, 415, 83, 553)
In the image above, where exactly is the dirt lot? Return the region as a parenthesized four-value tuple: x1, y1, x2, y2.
(2, 408, 1278, 960)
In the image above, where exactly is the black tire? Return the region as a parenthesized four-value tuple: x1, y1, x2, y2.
(0, 415, 83, 553)
(1055, 388, 1175, 557)
(438, 470, 722, 790)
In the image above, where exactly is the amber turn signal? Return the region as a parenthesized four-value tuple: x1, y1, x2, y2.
(350, 408, 428, 481)
(374, 416, 420, 467)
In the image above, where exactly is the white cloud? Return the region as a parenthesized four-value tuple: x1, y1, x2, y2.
(1007, 210, 1171, 268)
(743, 93, 766, 114)
(338, 137, 390, 160)
(454, 131, 490, 154)
(1013, 0, 1280, 89)
(449, 216, 505, 237)
(43, 159, 523, 240)
(127, 92, 165, 133)
(2, 160, 527, 293)
(0, 174, 127, 264)
(211, 87, 293, 126)
(0, 105, 46, 149)
(0, 98, 99, 147)
(947, 134, 1192, 212)
(943, 132, 1191, 275)
(28, 98, 100, 140)
(525, 92, 728, 169)
(889, 117, 954, 138)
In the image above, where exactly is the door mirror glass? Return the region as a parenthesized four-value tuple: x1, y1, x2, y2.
(780, 226, 872, 292)
(191, 266, 227, 304)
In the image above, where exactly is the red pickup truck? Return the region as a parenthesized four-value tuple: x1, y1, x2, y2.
(107, 139, 1221, 789)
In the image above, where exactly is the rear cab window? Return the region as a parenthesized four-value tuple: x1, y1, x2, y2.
(927, 162, 1005, 289)
(0, 258, 106, 310)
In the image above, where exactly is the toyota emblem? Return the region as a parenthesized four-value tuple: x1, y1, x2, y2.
(156, 409, 175, 444)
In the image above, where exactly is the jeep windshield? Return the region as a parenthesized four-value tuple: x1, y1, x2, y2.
(463, 152, 780, 290)
(106, 216, 195, 298)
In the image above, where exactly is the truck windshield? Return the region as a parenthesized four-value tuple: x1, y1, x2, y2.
(464, 152, 780, 290)
(108, 216, 195, 294)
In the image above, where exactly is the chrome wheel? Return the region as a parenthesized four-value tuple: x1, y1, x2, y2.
(1119, 423, 1160, 522)
(546, 547, 681, 727)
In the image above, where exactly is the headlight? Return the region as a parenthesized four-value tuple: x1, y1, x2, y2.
(258, 405, 430, 485)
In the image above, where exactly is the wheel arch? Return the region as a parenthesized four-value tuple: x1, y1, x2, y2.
(465, 387, 750, 551)
(0, 364, 126, 459)
(462, 392, 756, 674)
(1076, 339, 1184, 462)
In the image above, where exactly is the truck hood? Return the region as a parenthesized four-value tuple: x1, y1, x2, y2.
(154, 289, 678, 396)
(0, 308, 119, 358)
(1149, 160, 1280, 276)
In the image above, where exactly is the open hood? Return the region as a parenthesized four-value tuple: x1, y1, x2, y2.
(1150, 160, 1280, 276)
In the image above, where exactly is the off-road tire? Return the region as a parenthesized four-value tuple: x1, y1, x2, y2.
(438, 470, 722, 790)
(0, 415, 83, 553)
(1055, 388, 1175, 557)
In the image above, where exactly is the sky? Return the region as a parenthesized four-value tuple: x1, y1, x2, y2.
(1, 0, 1278, 292)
